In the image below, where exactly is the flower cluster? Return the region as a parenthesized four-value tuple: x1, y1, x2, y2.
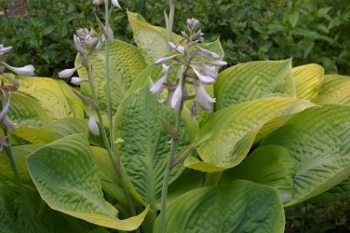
(57, 0, 121, 136)
(151, 18, 226, 117)
(0, 44, 35, 149)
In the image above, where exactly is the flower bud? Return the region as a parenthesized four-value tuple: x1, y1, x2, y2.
(112, 0, 121, 9)
(1, 63, 35, 76)
(88, 106, 100, 136)
(58, 65, 83, 78)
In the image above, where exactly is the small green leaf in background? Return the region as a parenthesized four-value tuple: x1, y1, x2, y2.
(292, 63, 324, 102)
(220, 145, 295, 203)
(77, 39, 148, 121)
(261, 105, 350, 206)
(288, 10, 299, 28)
(185, 98, 314, 173)
(315, 74, 350, 105)
(214, 59, 295, 110)
(26, 134, 148, 231)
(153, 180, 285, 233)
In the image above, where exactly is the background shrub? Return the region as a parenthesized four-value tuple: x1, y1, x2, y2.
(1, 0, 349, 77)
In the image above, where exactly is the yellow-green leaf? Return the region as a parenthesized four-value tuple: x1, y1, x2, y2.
(315, 74, 350, 105)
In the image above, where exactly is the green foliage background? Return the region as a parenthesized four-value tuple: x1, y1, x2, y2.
(1, 0, 350, 76)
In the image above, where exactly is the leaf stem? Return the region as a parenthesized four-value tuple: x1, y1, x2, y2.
(159, 101, 183, 233)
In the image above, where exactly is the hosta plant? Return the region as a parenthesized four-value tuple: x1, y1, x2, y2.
(1, 1, 350, 233)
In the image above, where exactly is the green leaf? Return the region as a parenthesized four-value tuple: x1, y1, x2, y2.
(113, 81, 199, 210)
(185, 98, 314, 173)
(315, 74, 350, 105)
(221, 145, 295, 203)
(77, 39, 147, 121)
(292, 63, 324, 102)
(214, 59, 295, 110)
(26, 134, 148, 231)
(16, 76, 84, 119)
(9, 92, 53, 128)
(154, 180, 285, 233)
(90, 146, 128, 205)
(0, 145, 42, 185)
(261, 105, 350, 206)
(127, 11, 182, 64)
(0, 182, 94, 233)
(288, 10, 299, 28)
(13, 117, 89, 144)
(308, 177, 350, 203)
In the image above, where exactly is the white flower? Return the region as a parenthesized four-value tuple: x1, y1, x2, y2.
(88, 106, 100, 136)
(0, 45, 12, 55)
(1, 63, 35, 76)
(92, 0, 103, 5)
(71, 77, 88, 85)
(58, 65, 83, 78)
(111, 0, 121, 9)
(196, 81, 216, 112)
(192, 66, 215, 84)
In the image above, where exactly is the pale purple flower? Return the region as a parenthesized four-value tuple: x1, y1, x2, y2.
(1, 63, 35, 76)
(196, 81, 216, 112)
(3, 115, 18, 132)
(205, 60, 227, 66)
(171, 82, 183, 110)
(92, 0, 103, 5)
(58, 65, 83, 78)
(195, 46, 220, 59)
(192, 66, 215, 84)
(155, 54, 179, 65)
(0, 136, 9, 151)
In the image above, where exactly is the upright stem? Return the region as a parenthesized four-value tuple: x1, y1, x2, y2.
(104, 0, 113, 148)
(159, 101, 183, 233)
(86, 67, 139, 233)
(166, 0, 176, 44)
(3, 128, 47, 233)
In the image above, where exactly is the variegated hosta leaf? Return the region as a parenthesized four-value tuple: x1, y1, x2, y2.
(185, 98, 315, 173)
(13, 117, 89, 144)
(26, 133, 148, 231)
(261, 104, 350, 206)
(214, 59, 296, 110)
(220, 145, 295, 203)
(15, 76, 84, 119)
(113, 81, 199, 211)
(315, 74, 350, 105)
(0, 182, 94, 233)
(292, 63, 324, 102)
(127, 11, 182, 64)
(154, 180, 285, 233)
(77, 39, 147, 122)
(9, 92, 53, 128)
